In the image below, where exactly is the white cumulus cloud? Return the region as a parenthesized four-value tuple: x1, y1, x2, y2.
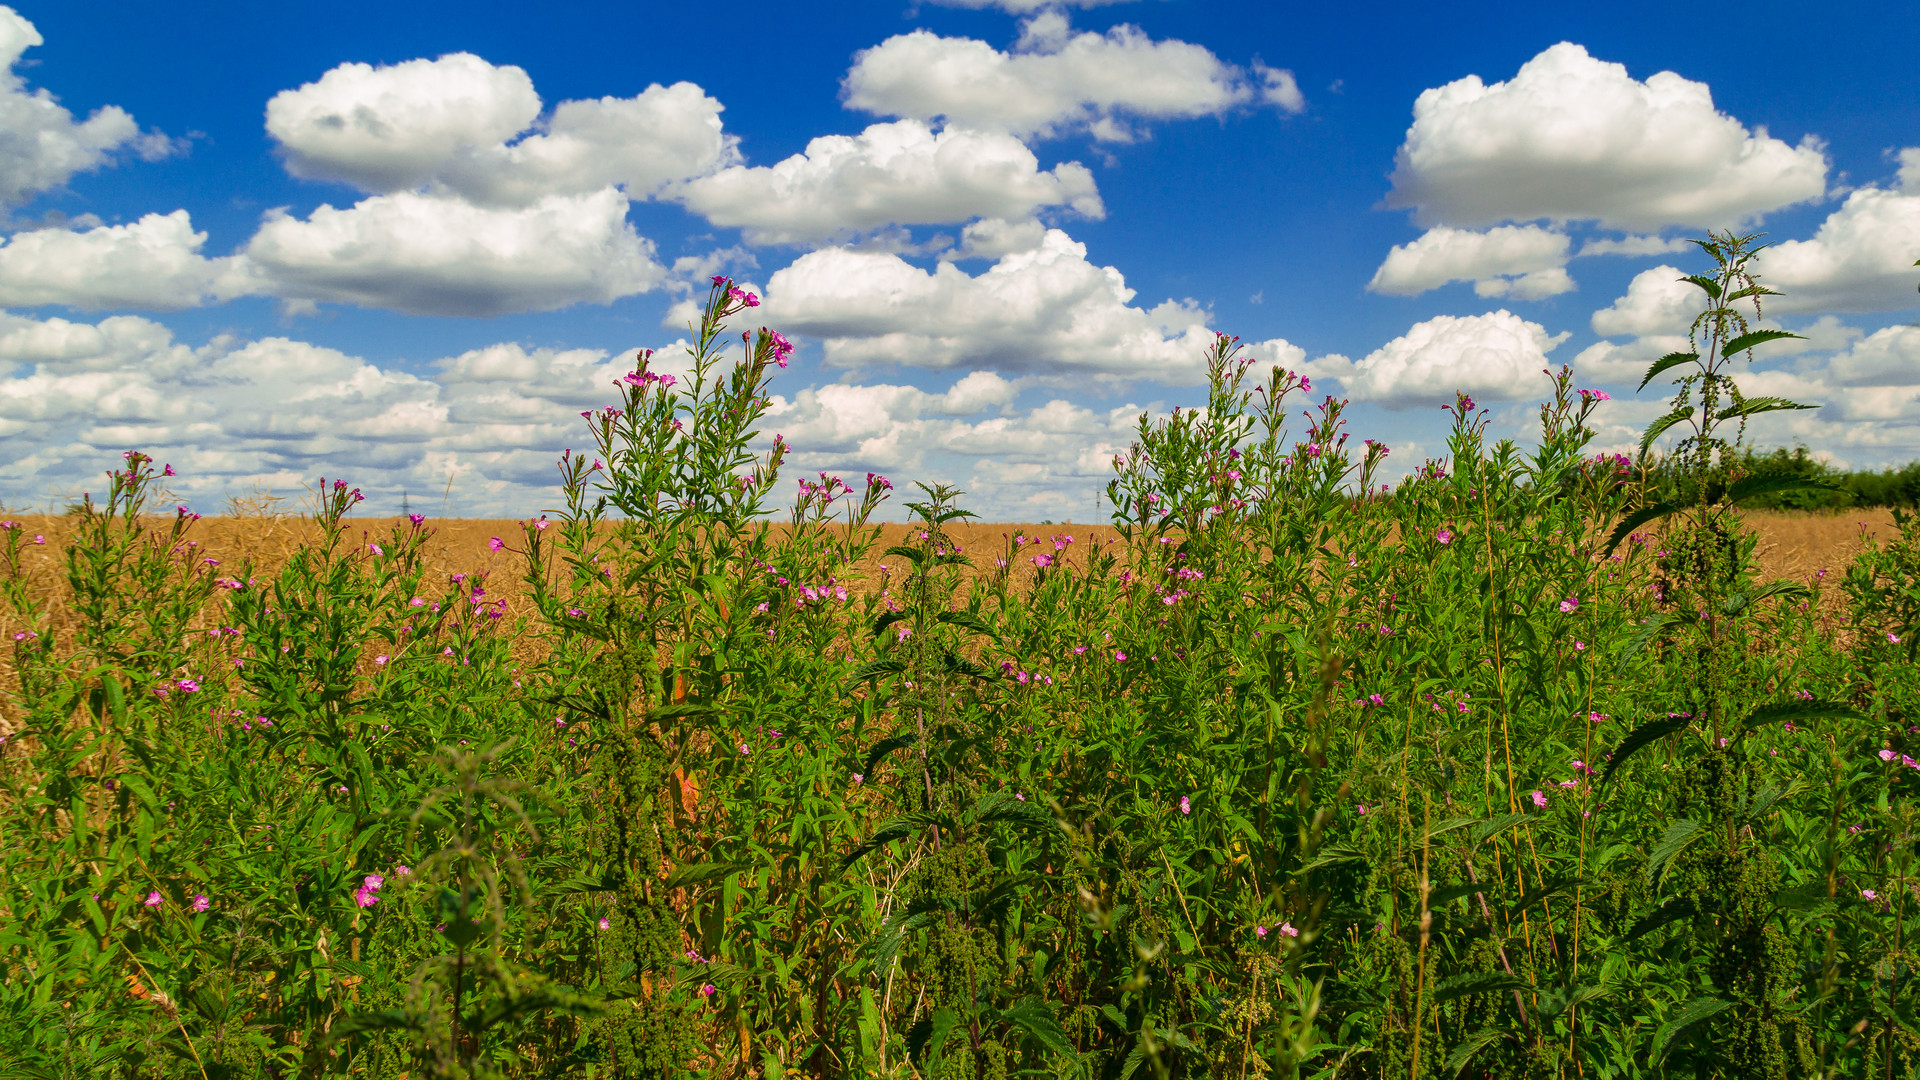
(1386, 42, 1827, 231)
(1308, 310, 1569, 407)
(1756, 157, 1920, 314)
(763, 227, 1282, 382)
(673, 119, 1101, 245)
(843, 17, 1299, 141)
(239, 188, 665, 317)
(266, 53, 731, 204)
(0, 6, 177, 209)
(1368, 225, 1572, 298)
(0, 211, 245, 310)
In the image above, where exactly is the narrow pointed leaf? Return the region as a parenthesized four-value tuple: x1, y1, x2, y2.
(1639, 351, 1700, 391)
(1600, 713, 1691, 788)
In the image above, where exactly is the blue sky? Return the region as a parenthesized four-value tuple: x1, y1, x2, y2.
(2, 0, 1916, 518)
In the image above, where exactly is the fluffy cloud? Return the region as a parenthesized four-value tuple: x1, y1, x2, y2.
(1756, 158, 1920, 313)
(843, 15, 1299, 141)
(0, 6, 175, 209)
(0, 312, 185, 375)
(0, 212, 244, 310)
(0, 307, 1139, 519)
(1589, 264, 1695, 337)
(1386, 42, 1827, 231)
(1368, 225, 1573, 298)
(763, 227, 1273, 381)
(1575, 263, 1879, 384)
(239, 188, 664, 317)
(1308, 310, 1569, 407)
(265, 53, 731, 204)
(673, 120, 1101, 244)
(763, 376, 1139, 518)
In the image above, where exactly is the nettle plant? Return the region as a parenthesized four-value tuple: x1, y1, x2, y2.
(4, 254, 1920, 1080)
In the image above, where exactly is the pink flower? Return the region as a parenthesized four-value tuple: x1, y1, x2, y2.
(1880, 749, 1898, 761)
(1436, 528, 1453, 545)
(1559, 597, 1579, 614)
(701, 983, 717, 997)
(368, 543, 384, 556)
(1573, 640, 1587, 651)
(1179, 795, 1191, 815)
(177, 679, 200, 693)
(1530, 791, 1547, 809)
(738, 743, 750, 755)
(851, 773, 864, 785)
(393, 865, 411, 877)
(374, 655, 388, 666)
(1889, 632, 1903, 644)
(1278, 922, 1298, 938)
(409, 513, 425, 525)
(598, 916, 611, 930)
(189, 894, 209, 912)
(488, 537, 504, 552)
(144, 891, 164, 908)
(1113, 650, 1127, 661)
(1862, 889, 1879, 901)
(1256, 925, 1269, 937)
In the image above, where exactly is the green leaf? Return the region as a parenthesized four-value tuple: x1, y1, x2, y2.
(843, 659, 905, 689)
(935, 610, 999, 640)
(1724, 474, 1845, 506)
(1617, 613, 1683, 668)
(1650, 997, 1733, 1067)
(1603, 502, 1682, 555)
(881, 545, 925, 565)
(1472, 812, 1529, 846)
(1431, 970, 1528, 1004)
(1422, 816, 1479, 844)
(1682, 274, 1722, 300)
(1638, 351, 1700, 391)
(994, 998, 1080, 1061)
(1638, 406, 1696, 455)
(1600, 713, 1691, 788)
(1627, 896, 1696, 941)
(1714, 396, 1815, 422)
(1739, 698, 1868, 732)
(1645, 819, 1706, 886)
(1720, 329, 1801, 357)
(664, 861, 747, 891)
(862, 732, 917, 775)
(1444, 1029, 1511, 1076)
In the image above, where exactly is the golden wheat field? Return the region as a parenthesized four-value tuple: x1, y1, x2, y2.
(1, 506, 1896, 610)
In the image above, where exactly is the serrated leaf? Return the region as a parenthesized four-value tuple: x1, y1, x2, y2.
(1724, 474, 1846, 506)
(935, 610, 999, 640)
(1650, 997, 1733, 1066)
(1682, 274, 1722, 300)
(1739, 698, 1868, 732)
(1431, 970, 1528, 1004)
(1472, 812, 1529, 846)
(1639, 351, 1700, 391)
(1444, 1028, 1511, 1076)
(1600, 713, 1691, 788)
(1645, 819, 1705, 885)
(664, 861, 746, 891)
(862, 732, 917, 775)
(1604, 502, 1682, 555)
(1639, 406, 1696, 455)
(1720, 329, 1801, 357)
(1627, 896, 1696, 941)
(1715, 396, 1815, 422)
(881, 545, 925, 565)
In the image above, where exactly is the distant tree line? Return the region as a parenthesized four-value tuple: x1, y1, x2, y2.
(1649, 445, 1920, 510)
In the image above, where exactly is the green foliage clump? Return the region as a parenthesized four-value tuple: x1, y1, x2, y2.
(3, 252, 1920, 1079)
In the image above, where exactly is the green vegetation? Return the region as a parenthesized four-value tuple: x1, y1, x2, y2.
(3, 242, 1919, 1078)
